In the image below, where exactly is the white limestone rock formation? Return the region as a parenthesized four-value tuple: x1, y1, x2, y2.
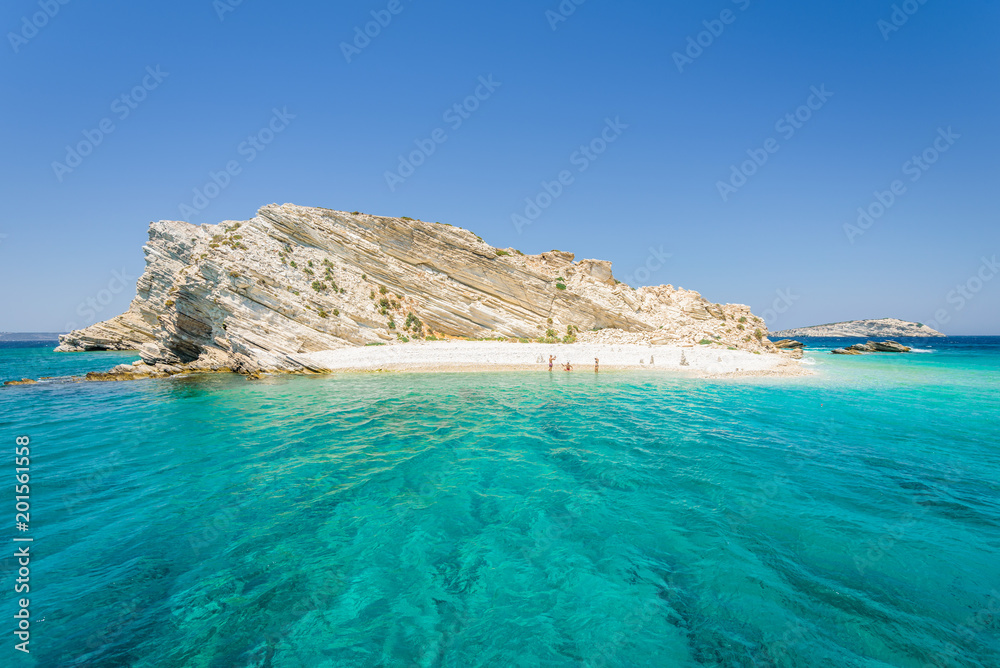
(57, 204, 777, 374)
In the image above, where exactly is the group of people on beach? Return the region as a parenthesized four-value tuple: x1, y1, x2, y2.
(548, 355, 598, 372)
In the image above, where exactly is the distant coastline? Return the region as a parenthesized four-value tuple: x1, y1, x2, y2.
(772, 318, 944, 339)
(0, 332, 64, 342)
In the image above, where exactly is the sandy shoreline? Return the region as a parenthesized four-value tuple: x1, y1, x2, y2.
(301, 341, 813, 379)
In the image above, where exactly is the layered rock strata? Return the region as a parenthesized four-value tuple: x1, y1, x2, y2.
(58, 204, 779, 374)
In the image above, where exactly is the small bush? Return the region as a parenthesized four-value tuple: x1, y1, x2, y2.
(388, 319, 396, 329)
(754, 328, 763, 341)
(164, 299, 175, 308)
(546, 329, 557, 338)
(495, 250, 510, 257)
(351, 211, 361, 215)
(739, 316, 747, 323)
(333, 309, 340, 316)
(311, 281, 325, 292)
(366, 342, 386, 346)
(361, 274, 367, 280)
(699, 339, 713, 345)
(379, 285, 388, 295)
(401, 216, 414, 221)
(556, 283, 567, 291)
(290, 261, 297, 268)
(425, 335, 439, 341)
(397, 334, 409, 342)
(318, 309, 329, 318)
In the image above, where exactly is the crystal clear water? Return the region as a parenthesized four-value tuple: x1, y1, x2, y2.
(1, 339, 998, 667)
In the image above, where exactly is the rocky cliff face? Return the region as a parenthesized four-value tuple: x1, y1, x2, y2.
(57, 204, 776, 373)
(772, 318, 945, 339)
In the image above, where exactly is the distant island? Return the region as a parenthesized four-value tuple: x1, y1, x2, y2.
(0, 332, 63, 341)
(772, 318, 945, 338)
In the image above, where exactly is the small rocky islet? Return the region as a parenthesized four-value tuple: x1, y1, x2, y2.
(830, 341, 913, 355)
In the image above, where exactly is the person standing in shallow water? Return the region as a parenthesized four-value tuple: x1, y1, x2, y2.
(595, 357, 599, 373)
(564, 361, 572, 371)
(548, 355, 555, 371)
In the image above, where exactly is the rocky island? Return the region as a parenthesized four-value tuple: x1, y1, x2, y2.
(54, 204, 807, 379)
(772, 318, 944, 339)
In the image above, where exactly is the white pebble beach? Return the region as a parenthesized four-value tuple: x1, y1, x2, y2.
(302, 341, 813, 378)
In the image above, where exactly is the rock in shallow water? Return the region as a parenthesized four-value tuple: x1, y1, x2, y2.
(832, 340, 912, 355)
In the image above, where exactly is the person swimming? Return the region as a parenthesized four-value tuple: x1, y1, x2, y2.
(564, 361, 572, 371)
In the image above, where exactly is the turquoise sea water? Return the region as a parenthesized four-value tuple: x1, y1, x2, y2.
(1, 339, 998, 667)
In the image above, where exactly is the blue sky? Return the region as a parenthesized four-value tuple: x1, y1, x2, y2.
(1, 0, 997, 334)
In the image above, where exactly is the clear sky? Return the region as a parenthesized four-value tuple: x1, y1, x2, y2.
(1, 0, 997, 334)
